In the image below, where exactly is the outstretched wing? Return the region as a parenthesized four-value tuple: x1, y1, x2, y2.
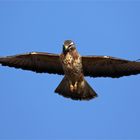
(0, 52, 64, 75)
(82, 55, 140, 78)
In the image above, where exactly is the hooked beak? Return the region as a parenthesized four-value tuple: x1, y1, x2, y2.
(63, 45, 69, 53)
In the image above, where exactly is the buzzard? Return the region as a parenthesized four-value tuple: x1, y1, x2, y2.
(0, 40, 140, 100)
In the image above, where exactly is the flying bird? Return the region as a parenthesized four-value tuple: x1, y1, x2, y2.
(0, 40, 140, 101)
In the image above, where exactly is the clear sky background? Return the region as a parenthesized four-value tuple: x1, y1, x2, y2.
(0, 1, 140, 139)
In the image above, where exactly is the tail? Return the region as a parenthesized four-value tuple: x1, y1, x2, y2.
(55, 77, 98, 101)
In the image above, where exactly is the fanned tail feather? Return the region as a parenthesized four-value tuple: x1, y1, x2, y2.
(55, 77, 97, 100)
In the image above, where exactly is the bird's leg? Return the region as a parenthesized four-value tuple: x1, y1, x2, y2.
(70, 84, 74, 92)
(73, 81, 78, 90)
(68, 80, 74, 92)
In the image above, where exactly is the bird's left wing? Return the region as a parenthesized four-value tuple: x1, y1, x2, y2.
(82, 55, 140, 78)
(0, 52, 64, 75)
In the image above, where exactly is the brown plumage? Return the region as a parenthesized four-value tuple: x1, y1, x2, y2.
(0, 40, 140, 101)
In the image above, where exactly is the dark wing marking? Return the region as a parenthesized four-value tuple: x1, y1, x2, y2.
(82, 55, 140, 78)
(0, 52, 64, 75)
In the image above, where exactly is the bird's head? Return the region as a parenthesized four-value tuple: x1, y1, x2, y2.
(63, 40, 76, 54)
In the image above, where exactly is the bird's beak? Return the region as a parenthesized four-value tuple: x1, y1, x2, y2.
(64, 45, 68, 50)
(63, 45, 69, 53)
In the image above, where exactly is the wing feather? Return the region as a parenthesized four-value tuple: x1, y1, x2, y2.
(82, 56, 140, 78)
(0, 52, 64, 75)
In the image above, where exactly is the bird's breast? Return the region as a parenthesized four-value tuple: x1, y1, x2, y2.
(64, 53, 73, 65)
(60, 53, 83, 82)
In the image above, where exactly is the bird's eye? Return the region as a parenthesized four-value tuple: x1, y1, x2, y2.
(68, 45, 73, 50)
(68, 47, 73, 51)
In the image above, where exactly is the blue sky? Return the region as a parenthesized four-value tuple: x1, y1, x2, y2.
(0, 1, 140, 139)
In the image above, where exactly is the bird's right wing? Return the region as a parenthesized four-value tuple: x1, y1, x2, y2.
(82, 55, 140, 78)
(0, 52, 64, 75)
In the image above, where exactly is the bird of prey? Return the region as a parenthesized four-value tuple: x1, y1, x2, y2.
(0, 40, 140, 101)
